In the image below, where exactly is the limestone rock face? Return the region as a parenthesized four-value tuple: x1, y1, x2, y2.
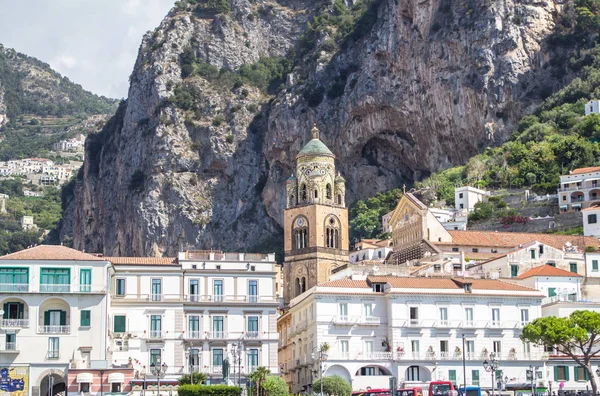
(65, 0, 565, 256)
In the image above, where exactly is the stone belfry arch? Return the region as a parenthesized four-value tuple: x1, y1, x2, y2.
(283, 125, 349, 304)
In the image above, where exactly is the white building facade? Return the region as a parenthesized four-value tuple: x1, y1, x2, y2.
(283, 276, 546, 394)
(0, 246, 110, 396)
(583, 205, 600, 237)
(107, 252, 280, 387)
(558, 166, 600, 212)
(584, 100, 600, 116)
(454, 187, 488, 212)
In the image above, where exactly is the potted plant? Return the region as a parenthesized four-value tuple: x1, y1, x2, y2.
(427, 346, 435, 358)
(320, 342, 330, 352)
(397, 346, 405, 357)
(128, 357, 133, 368)
(482, 347, 489, 358)
(454, 346, 461, 357)
(509, 348, 516, 359)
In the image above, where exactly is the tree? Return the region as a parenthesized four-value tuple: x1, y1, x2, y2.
(260, 376, 288, 396)
(177, 372, 207, 385)
(248, 367, 271, 396)
(521, 311, 600, 394)
(312, 375, 352, 396)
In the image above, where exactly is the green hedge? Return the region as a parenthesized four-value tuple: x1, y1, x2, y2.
(177, 384, 242, 396)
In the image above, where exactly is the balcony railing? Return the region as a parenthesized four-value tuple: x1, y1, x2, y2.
(148, 330, 163, 339)
(0, 283, 29, 292)
(112, 294, 279, 303)
(212, 366, 223, 374)
(208, 331, 227, 339)
(38, 325, 70, 334)
(186, 331, 202, 339)
(361, 316, 381, 325)
(0, 343, 18, 352)
(245, 331, 260, 339)
(1, 319, 29, 328)
(40, 284, 70, 293)
(47, 350, 60, 359)
(332, 315, 357, 325)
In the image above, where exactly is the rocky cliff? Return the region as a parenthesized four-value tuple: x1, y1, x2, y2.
(64, 0, 567, 256)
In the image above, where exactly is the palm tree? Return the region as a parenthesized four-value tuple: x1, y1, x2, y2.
(248, 367, 271, 396)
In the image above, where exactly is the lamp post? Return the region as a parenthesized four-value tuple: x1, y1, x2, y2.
(311, 346, 328, 396)
(462, 335, 466, 393)
(529, 365, 540, 396)
(483, 352, 499, 396)
(150, 358, 168, 396)
(231, 343, 243, 387)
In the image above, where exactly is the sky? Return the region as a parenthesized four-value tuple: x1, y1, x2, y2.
(0, 0, 175, 99)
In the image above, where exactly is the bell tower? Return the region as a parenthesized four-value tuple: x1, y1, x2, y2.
(283, 125, 349, 304)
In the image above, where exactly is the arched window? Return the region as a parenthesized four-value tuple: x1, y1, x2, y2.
(289, 194, 295, 207)
(293, 217, 309, 250)
(337, 194, 342, 205)
(295, 278, 301, 296)
(406, 366, 420, 381)
(325, 217, 340, 249)
(301, 277, 306, 293)
(300, 184, 307, 201)
(326, 184, 332, 199)
(314, 189, 318, 199)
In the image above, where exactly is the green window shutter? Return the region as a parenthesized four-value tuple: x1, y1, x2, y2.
(585, 368, 590, 381)
(17, 303, 23, 319)
(44, 311, 50, 326)
(593, 260, 599, 271)
(574, 367, 579, 381)
(554, 367, 559, 381)
(60, 310, 66, 326)
(449, 370, 456, 381)
(549, 288, 557, 297)
(2, 303, 7, 319)
(114, 316, 126, 333)
(80, 310, 90, 327)
(472, 370, 479, 381)
(565, 366, 570, 381)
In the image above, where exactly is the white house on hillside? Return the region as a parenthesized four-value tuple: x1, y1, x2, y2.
(583, 204, 600, 238)
(584, 100, 600, 115)
(454, 186, 488, 212)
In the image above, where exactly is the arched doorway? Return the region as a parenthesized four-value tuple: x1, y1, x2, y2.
(403, 365, 432, 382)
(38, 370, 66, 396)
(325, 365, 352, 383)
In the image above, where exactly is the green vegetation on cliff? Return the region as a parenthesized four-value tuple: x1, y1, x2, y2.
(349, 189, 402, 242)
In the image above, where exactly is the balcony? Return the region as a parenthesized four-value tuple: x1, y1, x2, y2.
(0, 343, 18, 353)
(1, 319, 29, 328)
(212, 366, 223, 374)
(207, 331, 228, 339)
(40, 284, 71, 293)
(113, 294, 278, 303)
(185, 331, 202, 339)
(47, 350, 60, 359)
(245, 331, 260, 339)
(331, 315, 357, 325)
(148, 330, 164, 339)
(0, 283, 29, 293)
(38, 325, 70, 334)
(360, 316, 381, 325)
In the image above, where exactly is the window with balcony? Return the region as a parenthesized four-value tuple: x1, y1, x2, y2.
(340, 340, 349, 358)
(80, 310, 91, 327)
(189, 348, 200, 370)
(439, 308, 448, 325)
(554, 366, 569, 381)
(113, 315, 126, 333)
(213, 348, 223, 368)
(570, 262, 578, 274)
(2, 302, 24, 323)
(466, 341, 475, 354)
(465, 307, 473, 325)
(151, 279, 161, 301)
(491, 308, 500, 326)
(410, 307, 419, 325)
(523, 342, 531, 355)
(0, 268, 28, 292)
(44, 310, 66, 331)
(247, 316, 258, 338)
(189, 279, 199, 301)
(411, 340, 419, 353)
(5, 333, 16, 351)
(364, 340, 373, 355)
(213, 316, 224, 338)
(493, 341, 501, 354)
(520, 309, 529, 326)
(247, 348, 259, 370)
(248, 280, 258, 303)
(364, 303, 373, 317)
(189, 316, 200, 338)
(40, 268, 70, 292)
(511, 265, 519, 277)
(80, 269, 91, 292)
(48, 337, 59, 359)
(115, 279, 125, 296)
(440, 340, 448, 354)
(589, 214, 598, 224)
(214, 280, 223, 302)
(150, 349, 161, 366)
(339, 303, 348, 320)
(593, 260, 599, 272)
(150, 315, 161, 338)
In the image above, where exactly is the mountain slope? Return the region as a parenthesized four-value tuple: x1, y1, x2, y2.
(63, 0, 568, 256)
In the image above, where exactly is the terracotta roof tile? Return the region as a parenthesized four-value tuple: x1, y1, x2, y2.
(582, 203, 600, 212)
(570, 166, 600, 175)
(319, 279, 370, 288)
(0, 245, 105, 261)
(105, 257, 178, 265)
(516, 264, 583, 279)
(440, 230, 600, 251)
(368, 276, 537, 292)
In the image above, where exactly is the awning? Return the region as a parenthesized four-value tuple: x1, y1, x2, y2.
(572, 203, 582, 208)
(563, 179, 583, 184)
(108, 373, 125, 384)
(77, 373, 93, 383)
(585, 177, 600, 182)
(560, 205, 568, 209)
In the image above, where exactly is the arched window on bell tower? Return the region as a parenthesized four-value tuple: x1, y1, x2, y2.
(293, 216, 309, 250)
(300, 184, 307, 202)
(326, 184, 332, 200)
(325, 216, 340, 249)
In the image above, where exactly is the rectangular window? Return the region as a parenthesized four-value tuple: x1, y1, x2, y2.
(520, 309, 529, 325)
(452, 247, 459, 252)
(212, 349, 223, 367)
(439, 307, 448, 325)
(539, 245, 544, 255)
(449, 370, 456, 382)
(80, 310, 91, 327)
(151, 279, 161, 301)
(589, 214, 598, 224)
(40, 268, 70, 292)
(562, 195, 566, 201)
(189, 316, 200, 338)
(111, 383, 121, 393)
(364, 303, 373, 317)
(440, 340, 448, 353)
(150, 315, 161, 338)
(459, 193, 463, 199)
(410, 307, 419, 325)
(466, 341, 474, 353)
(493, 341, 502, 353)
(361, 367, 376, 376)
(80, 383, 90, 393)
(213, 316, 224, 338)
(554, 366, 569, 381)
(574, 367, 589, 382)
(340, 340, 349, 357)
(189, 279, 199, 301)
(364, 340, 373, 354)
(79, 269, 92, 292)
(113, 315, 126, 333)
(115, 279, 125, 296)
(411, 340, 419, 352)
(48, 337, 59, 359)
(492, 308, 500, 325)
(523, 342, 531, 354)
(0, 268, 29, 292)
(339, 303, 348, 319)
(213, 280, 223, 302)
(570, 262, 578, 274)
(44, 310, 66, 326)
(472, 370, 480, 386)
(189, 348, 200, 369)
(465, 308, 473, 325)
(472, 248, 479, 253)
(5, 333, 16, 351)
(247, 316, 259, 337)
(593, 260, 599, 271)
(150, 349, 161, 366)
(248, 280, 258, 302)
(247, 348, 259, 369)
(548, 287, 557, 297)
(511, 265, 519, 277)
(530, 250, 536, 259)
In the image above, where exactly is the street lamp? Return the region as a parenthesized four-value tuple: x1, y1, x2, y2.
(186, 348, 195, 385)
(483, 352, 499, 396)
(529, 365, 540, 396)
(311, 346, 328, 396)
(150, 358, 168, 396)
(231, 343, 243, 387)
